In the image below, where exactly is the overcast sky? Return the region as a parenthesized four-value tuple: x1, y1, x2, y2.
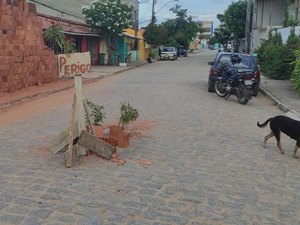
(139, 0, 237, 28)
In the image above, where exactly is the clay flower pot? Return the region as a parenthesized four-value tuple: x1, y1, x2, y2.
(93, 125, 104, 138)
(117, 131, 130, 148)
(109, 125, 122, 140)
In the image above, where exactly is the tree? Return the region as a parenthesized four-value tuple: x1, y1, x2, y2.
(223, 0, 247, 52)
(143, 24, 169, 47)
(82, 0, 134, 64)
(213, 23, 231, 49)
(161, 5, 202, 49)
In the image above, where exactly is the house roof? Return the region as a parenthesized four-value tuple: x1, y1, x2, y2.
(28, 0, 139, 24)
(28, 0, 92, 23)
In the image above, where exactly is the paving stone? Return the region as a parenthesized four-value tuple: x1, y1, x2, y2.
(1, 52, 300, 224)
(77, 216, 102, 225)
(0, 213, 25, 224)
(29, 208, 53, 218)
(21, 217, 43, 225)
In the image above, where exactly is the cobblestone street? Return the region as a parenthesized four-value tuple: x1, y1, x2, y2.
(1, 51, 300, 225)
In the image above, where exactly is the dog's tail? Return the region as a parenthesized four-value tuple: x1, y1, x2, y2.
(257, 117, 273, 128)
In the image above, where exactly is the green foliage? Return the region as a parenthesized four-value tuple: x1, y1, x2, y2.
(82, 0, 134, 37)
(291, 49, 300, 93)
(82, 0, 134, 65)
(87, 99, 106, 126)
(257, 32, 285, 79)
(208, 36, 217, 46)
(257, 31, 300, 80)
(148, 48, 159, 59)
(44, 24, 76, 54)
(213, 23, 231, 47)
(144, 24, 169, 47)
(223, 0, 247, 48)
(284, 30, 300, 77)
(44, 24, 65, 49)
(161, 5, 201, 49)
(283, 0, 299, 27)
(118, 101, 139, 130)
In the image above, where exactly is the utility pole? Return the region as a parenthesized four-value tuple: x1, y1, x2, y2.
(151, 0, 156, 24)
(245, 0, 252, 53)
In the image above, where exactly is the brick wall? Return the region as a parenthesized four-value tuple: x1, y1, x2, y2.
(0, 0, 58, 93)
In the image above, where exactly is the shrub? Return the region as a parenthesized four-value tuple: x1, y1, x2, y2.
(284, 30, 300, 79)
(257, 30, 300, 80)
(291, 49, 300, 93)
(257, 32, 289, 79)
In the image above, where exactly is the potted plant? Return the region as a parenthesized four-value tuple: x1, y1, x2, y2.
(118, 101, 139, 130)
(86, 99, 106, 137)
(116, 101, 139, 148)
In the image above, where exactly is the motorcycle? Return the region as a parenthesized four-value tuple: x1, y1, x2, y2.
(214, 63, 252, 105)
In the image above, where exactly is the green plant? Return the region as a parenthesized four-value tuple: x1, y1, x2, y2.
(87, 99, 106, 126)
(283, 30, 300, 79)
(257, 32, 287, 79)
(44, 24, 65, 50)
(291, 49, 300, 93)
(148, 48, 159, 59)
(257, 30, 300, 80)
(118, 101, 139, 130)
(44, 24, 76, 54)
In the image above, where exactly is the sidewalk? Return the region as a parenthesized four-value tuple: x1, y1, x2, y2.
(0, 60, 148, 111)
(259, 75, 300, 117)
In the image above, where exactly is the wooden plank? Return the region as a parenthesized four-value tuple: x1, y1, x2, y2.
(65, 95, 76, 168)
(83, 98, 95, 135)
(74, 74, 88, 156)
(47, 121, 78, 154)
(78, 130, 115, 160)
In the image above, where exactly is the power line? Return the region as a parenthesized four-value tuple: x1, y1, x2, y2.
(29, 0, 84, 20)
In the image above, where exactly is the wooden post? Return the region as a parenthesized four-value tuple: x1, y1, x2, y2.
(83, 98, 95, 135)
(74, 74, 88, 156)
(65, 95, 76, 168)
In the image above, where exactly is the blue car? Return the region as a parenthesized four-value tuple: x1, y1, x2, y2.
(207, 52, 261, 96)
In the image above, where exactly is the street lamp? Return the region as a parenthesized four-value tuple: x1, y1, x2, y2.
(151, 0, 179, 24)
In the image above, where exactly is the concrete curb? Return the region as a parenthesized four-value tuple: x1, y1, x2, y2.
(0, 63, 148, 111)
(259, 86, 297, 115)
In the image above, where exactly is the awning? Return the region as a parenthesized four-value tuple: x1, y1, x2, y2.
(121, 32, 143, 40)
(63, 31, 102, 37)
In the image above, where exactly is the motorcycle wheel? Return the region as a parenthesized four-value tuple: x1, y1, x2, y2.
(214, 80, 229, 97)
(237, 84, 250, 105)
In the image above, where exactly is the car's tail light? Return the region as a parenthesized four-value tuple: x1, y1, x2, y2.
(254, 69, 260, 78)
(211, 68, 217, 76)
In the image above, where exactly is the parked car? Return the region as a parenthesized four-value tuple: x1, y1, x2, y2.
(160, 47, 177, 60)
(209, 45, 215, 50)
(207, 52, 260, 96)
(177, 46, 187, 57)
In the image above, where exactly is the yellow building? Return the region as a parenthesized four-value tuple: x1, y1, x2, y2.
(123, 28, 147, 61)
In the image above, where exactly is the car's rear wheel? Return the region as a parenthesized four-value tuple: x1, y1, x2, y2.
(251, 86, 259, 96)
(208, 81, 214, 92)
